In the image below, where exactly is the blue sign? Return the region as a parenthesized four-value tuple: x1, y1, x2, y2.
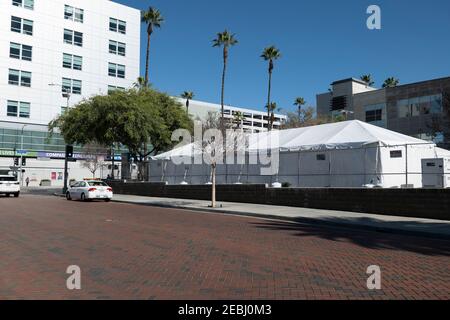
(16, 150, 27, 155)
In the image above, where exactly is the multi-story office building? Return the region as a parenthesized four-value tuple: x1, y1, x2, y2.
(317, 76, 450, 147)
(175, 98, 286, 132)
(0, 0, 140, 185)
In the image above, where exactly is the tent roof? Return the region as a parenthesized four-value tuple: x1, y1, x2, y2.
(152, 120, 434, 160)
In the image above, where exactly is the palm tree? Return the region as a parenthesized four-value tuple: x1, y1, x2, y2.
(266, 102, 277, 130)
(181, 91, 194, 115)
(293, 97, 306, 120)
(261, 46, 281, 131)
(382, 77, 400, 88)
(141, 7, 164, 86)
(212, 30, 238, 128)
(233, 111, 245, 129)
(360, 74, 375, 86)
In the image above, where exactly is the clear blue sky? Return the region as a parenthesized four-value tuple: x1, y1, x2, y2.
(115, 0, 450, 113)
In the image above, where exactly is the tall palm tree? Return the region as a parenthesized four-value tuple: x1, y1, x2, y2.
(233, 111, 245, 129)
(293, 97, 306, 119)
(141, 7, 164, 86)
(261, 46, 281, 131)
(212, 30, 238, 128)
(360, 74, 375, 86)
(382, 77, 400, 88)
(181, 91, 194, 115)
(266, 102, 277, 130)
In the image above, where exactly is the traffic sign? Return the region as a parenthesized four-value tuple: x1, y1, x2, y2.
(16, 150, 27, 155)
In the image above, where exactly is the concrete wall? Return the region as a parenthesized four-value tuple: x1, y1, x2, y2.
(108, 181, 450, 221)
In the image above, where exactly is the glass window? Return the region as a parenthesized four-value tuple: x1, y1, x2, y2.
(21, 71, 31, 87)
(109, 40, 117, 54)
(365, 109, 382, 122)
(19, 102, 30, 118)
(118, 42, 126, 56)
(61, 106, 68, 115)
(74, 8, 84, 23)
(62, 77, 72, 93)
(72, 80, 82, 94)
(74, 31, 83, 46)
(316, 154, 326, 161)
(390, 150, 402, 158)
(11, 16, 22, 33)
(118, 20, 126, 34)
(430, 94, 442, 114)
(64, 5, 74, 20)
(24, 0, 34, 9)
(108, 63, 117, 77)
(22, 19, 33, 35)
(63, 53, 72, 68)
(8, 69, 20, 85)
(12, 0, 22, 7)
(22, 44, 32, 61)
(117, 64, 125, 78)
(7, 100, 18, 117)
(9, 42, 21, 59)
(73, 55, 82, 70)
(64, 29, 73, 44)
(109, 18, 117, 32)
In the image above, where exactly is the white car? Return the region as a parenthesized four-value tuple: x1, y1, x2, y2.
(66, 180, 113, 202)
(0, 175, 20, 197)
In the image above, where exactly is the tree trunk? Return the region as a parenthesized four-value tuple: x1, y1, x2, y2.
(267, 69, 272, 131)
(220, 47, 227, 131)
(211, 164, 216, 208)
(144, 30, 152, 86)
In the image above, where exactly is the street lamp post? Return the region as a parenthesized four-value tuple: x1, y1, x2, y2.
(48, 83, 71, 194)
(19, 124, 27, 186)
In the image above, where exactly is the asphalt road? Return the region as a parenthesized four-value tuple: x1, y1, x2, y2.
(0, 194, 449, 300)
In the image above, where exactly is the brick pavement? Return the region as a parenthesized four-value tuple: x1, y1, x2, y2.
(0, 195, 449, 300)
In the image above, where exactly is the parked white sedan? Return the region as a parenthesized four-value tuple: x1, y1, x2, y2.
(0, 175, 20, 197)
(66, 180, 113, 202)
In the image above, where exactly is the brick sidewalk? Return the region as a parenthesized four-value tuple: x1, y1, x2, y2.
(0, 195, 449, 299)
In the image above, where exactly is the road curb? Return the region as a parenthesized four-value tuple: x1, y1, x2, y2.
(111, 199, 450, 241)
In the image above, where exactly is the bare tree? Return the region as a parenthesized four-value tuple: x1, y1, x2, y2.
(429, 91, 450, 149)
(80, 143, 108, 178)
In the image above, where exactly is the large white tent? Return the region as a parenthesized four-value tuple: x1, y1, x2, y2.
(150, 120, 450, 188)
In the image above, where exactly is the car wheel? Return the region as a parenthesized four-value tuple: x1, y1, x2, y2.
(104, 198, 111, 202)
(66, 192, 72, 200)
(80, 193, 86, 201)
(14, 193, 19, 198)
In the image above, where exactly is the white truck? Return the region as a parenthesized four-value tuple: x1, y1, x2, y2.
(0, 175, 20, 197)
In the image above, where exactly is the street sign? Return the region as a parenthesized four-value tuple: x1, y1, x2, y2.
(16, 150, 27, 155)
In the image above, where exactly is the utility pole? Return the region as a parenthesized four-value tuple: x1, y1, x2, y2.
(19, 124, 27, 186)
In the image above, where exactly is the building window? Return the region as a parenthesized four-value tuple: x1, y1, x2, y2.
(62, 78, 82, 95)
(11, 16, 33, 35)
(8, 69, 31, 87)
(365, 109, 382, 122)
(397, 94, 443, 118)
(316, 154, 326, 161)
(64, 29, 83, 46)
(109, 40, 126, 56)
(108, 63, 125, 78)
(10, 42, 32, 61)
(7, 100, 30, 118)
(62, 53, 82, 70)
(109, 18, 126, 34)
(12, 0, 34, 10)
(107, 85, 125, 94)
(64, 5, 84, 23)
(61, 106, 68, 115)
(390, 150, 402, 158)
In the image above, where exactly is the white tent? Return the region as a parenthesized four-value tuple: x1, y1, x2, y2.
(150, 120, 448, 188)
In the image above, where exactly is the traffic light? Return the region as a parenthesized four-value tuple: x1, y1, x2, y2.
(66, 145, 74, 158)
(21, 157, 26, 166)
(14, 157, 19, 166)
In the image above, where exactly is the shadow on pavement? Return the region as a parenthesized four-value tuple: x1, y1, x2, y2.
(251, 218, 450, 257)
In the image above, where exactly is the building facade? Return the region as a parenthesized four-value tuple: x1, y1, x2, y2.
(176, 98, 287, 133)
(316, 77, 450, 147)
(0, 0, 140, 185)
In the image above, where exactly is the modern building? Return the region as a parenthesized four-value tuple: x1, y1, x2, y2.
(316, 77, 450, 147)
(175, 98, 287, 133)
(0, 0, 141, 185)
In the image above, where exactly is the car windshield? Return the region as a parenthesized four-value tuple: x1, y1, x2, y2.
(0, 176, 17, 182)
(88, 181, 108, 187)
